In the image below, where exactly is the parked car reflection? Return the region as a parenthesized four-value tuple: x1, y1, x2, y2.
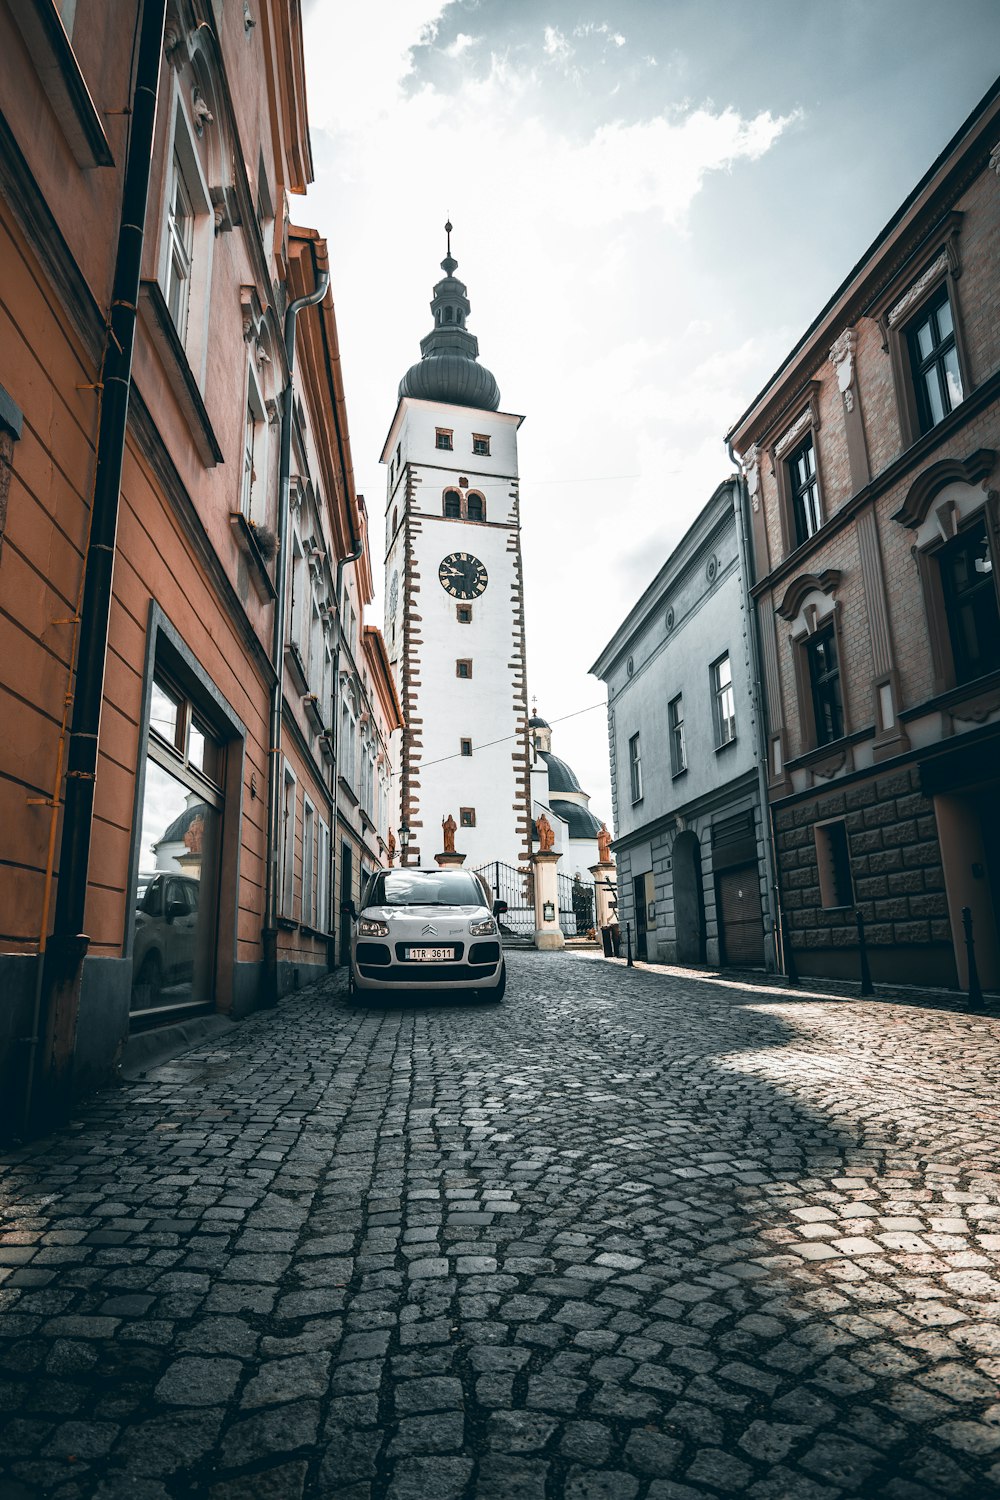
(131, 872, 200, 1010)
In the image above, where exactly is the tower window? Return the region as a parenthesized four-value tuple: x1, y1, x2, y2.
(456, 659, 472, 679)
(436, 429, 453, 451)
(444, 489, 462, 518)
(467, 493, 485, 523)
(473, 434, 490, 457)
(460, 738, 472, 757)
(460, 807, 476, 828)
(456, 605, 472, 623)
(445, 306, 453, 322)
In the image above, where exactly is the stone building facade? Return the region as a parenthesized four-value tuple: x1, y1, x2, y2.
(727, 80, 1000, 990)
(592, 480, 774, 969)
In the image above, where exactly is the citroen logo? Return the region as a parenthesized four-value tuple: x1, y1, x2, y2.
(421, 923, 437, 935)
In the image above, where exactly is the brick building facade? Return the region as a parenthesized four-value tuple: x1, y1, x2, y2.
(727, 80, 1000, 991)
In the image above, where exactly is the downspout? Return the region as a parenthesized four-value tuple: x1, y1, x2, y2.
(727, 444, 785, 977)
(329, 531, 364, 965)
(262, 267, 329, 1003)
(28, 0, 168, 1133)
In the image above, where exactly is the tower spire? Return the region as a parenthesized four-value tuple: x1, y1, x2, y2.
(442, 218, 457, 276)
(397, 222, 501, 411)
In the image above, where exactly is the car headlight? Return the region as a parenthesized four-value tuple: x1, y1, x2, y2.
(469, 917, 498, 936)
(358, 917, 390, 937)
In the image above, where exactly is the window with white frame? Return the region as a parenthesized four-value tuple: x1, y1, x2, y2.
(628, 733, 642, 804)
(289, 532, 306, 651)
(341, 699, 356, 789)
(712, 653, 736, 747)
(160, 106, 213, 371)
(316, 819, 330, 934)
(165, 149, 195, 344)
(302, 799, 315, 928)
(669, 695, 686, 775)
(240, 367, 268, 522)
(280, 765, 296, 917)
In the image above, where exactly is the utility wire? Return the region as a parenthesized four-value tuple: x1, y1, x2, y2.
(416, 700, 607, 770)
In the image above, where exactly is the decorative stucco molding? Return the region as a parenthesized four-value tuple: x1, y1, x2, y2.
(893, 448, 996, 529)
(773, 405, 813, 461)
(777, 569, 842, 622)
(887, 253, 948, 328)
(828, 328, 857, 411)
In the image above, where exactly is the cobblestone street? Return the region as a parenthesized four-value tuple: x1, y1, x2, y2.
(2, 951, 1000, 1500)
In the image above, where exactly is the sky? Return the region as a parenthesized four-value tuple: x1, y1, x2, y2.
(299, 0, 1000, 829)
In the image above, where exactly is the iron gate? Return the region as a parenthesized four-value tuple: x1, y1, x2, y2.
(474, 861, 534, 938)
(558, 872, 595, 938)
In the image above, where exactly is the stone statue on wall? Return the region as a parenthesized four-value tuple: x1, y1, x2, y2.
(597, 822, 612, 865)
(536, 812, 555, 852)
(387, 829, 397, 866)
(442, 813, 457, 853)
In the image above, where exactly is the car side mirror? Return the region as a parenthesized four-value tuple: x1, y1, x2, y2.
(340, 900, 357, 920)
(166, 899, 186, 923)
(493, 900, 508, 916)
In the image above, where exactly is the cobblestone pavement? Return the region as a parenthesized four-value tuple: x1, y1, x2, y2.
(2, 951, 1000, 1500)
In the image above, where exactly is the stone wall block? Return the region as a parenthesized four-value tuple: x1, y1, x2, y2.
(875, 898, 909, 921)
(922, 867, 946, 892)
(845, 784, 878, 810)
(863, 802, 900, 828)
(896, 793, 931, 819)
(866, 923, 894, 945)
(930, 919, 953, 942)
(908, 893, 948, 918)
(916, 815, 938, 840)
(901, 840, 942, 869)
(851, 829, 884, 854)
(856, 875, 888, 900)
(785, 868, 814, 890)
(887, 870, 923, 896)
(876, 771, 911, 799)
(816, 792, 847, 816)
(884, 819, 919, 847)
(894, 920, 931, 945)
(868, 849, 903, 874)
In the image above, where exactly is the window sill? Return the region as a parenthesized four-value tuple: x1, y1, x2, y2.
(276, 915, 298, 931)
(284, 641, 309, 695)
(785, 724, 874, 773)
(139, 280, 224, 467)
(715, 736, 738, 753)
(303, 694, 325, 734)
(898, 666, 1000, 722)
(319, 733, 334, 762)
(10, 0, 113, 167)
(229, 512, 277, 601)
(338, 776, 360, 806)
(671, 767, 688, 780)
(360, 810, 376, 833)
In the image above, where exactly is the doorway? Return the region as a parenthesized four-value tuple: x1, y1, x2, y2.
(632, 873, 650, 960)
(672, 830, 706, 965)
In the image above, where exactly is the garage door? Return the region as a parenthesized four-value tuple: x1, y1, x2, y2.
(718, 865, 764, 966)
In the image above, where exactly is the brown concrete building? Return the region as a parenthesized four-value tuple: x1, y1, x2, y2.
(0, 1, 387, 1133)
(728, 79, 1000, 993)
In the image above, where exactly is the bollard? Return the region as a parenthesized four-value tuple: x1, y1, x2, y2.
(626, 922, 634, 967)
(855, 909, 873, 997)
(962, 906, 983, 1012)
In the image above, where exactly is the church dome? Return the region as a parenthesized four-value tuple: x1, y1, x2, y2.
(539, 751, 582, 795)
(528, 714, 550, 730)
(550, 799, 603, 839)
(398, 223, 501, 412)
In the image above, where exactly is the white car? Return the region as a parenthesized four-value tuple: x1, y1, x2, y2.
(344, 867, 507, 1000)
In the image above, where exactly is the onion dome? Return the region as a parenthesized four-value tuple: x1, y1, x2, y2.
(399, 222, 501, 412)
(538, 751, 583, 795)
(550, 799, 604, 839)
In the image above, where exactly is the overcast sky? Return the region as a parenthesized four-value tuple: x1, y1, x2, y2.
(300, 1, 1000, 828)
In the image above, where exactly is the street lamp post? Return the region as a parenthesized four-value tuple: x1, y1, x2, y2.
(399, 821, 411, 867)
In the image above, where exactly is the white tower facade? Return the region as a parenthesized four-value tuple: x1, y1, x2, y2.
(381, 228, 530, 873)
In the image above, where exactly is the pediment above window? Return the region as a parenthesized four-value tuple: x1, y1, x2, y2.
(893, 448, 995, 529)
(777, 569, 842, 622)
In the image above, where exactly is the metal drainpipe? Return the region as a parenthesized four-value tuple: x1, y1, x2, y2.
(262, 269, 330, 1004)
(27, 0, 168, 1133)
(726, 447, 785, 977)
(328, 533, 364, 964)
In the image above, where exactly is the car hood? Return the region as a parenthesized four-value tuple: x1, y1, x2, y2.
(360, 904, 490, 929)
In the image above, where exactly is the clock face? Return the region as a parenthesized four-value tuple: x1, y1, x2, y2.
(439, 552, 488, 600)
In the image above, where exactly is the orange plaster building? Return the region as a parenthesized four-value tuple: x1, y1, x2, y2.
(0, 1, 395, 1132)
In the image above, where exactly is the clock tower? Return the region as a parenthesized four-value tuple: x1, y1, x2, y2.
(381, 225, 531, 872)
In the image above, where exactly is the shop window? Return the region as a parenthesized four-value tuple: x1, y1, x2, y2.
(806, 625, 844, 746)
(132, 671, 224, 1019)
(938, 515, 1000, 684)
(816, 820, 854, 909)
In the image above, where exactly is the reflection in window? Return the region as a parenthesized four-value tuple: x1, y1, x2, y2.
(908, 286, 964, 434)
(149, 680, 180, 746)
(807, 624, 844, 746)
(939, 517, 1000, 684)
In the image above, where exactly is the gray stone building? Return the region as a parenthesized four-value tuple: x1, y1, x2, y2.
(591, 479, 775, 968)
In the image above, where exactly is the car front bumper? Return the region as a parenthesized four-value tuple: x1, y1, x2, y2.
(352, 938, 503, 991)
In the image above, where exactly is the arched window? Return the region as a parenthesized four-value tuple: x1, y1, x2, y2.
(467, 492, 485, 523)
(444, 490, 462, 519)
(444, 306, 453, 322)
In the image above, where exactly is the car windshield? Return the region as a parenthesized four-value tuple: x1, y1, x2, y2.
(366, 871, 485, 908)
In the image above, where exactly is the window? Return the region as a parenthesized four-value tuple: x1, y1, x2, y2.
(444, 489, 462, 518)
(240, 369, 268, 522)
(165, 150, 194, 343)
(460, 738, 472, 757)
(788, 435, 821, 546)
(938, 516, 1000, 684)
(317, 820, 330, 934)
(712, 654, 736, 747)
(302, 800, 315, 928)
(436, 429, 453, 451)
(669, 695, 686, 775)
(628, 732, 642, 803)
(816, 820, 854, 909)
(467, 493, 485, 522)
(456, 605, 472, 624)
(460, 807, 476, 828)
(456, 659, 472, 679)
(280, 766, 296, 918)
(807, 625, 844, 746)
(473, 435, 490, 457)
(908, 285, 964, 435)
(396, 443, 401, 469)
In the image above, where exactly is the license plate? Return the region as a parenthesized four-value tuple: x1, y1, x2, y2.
(405, 946, 455, 961)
